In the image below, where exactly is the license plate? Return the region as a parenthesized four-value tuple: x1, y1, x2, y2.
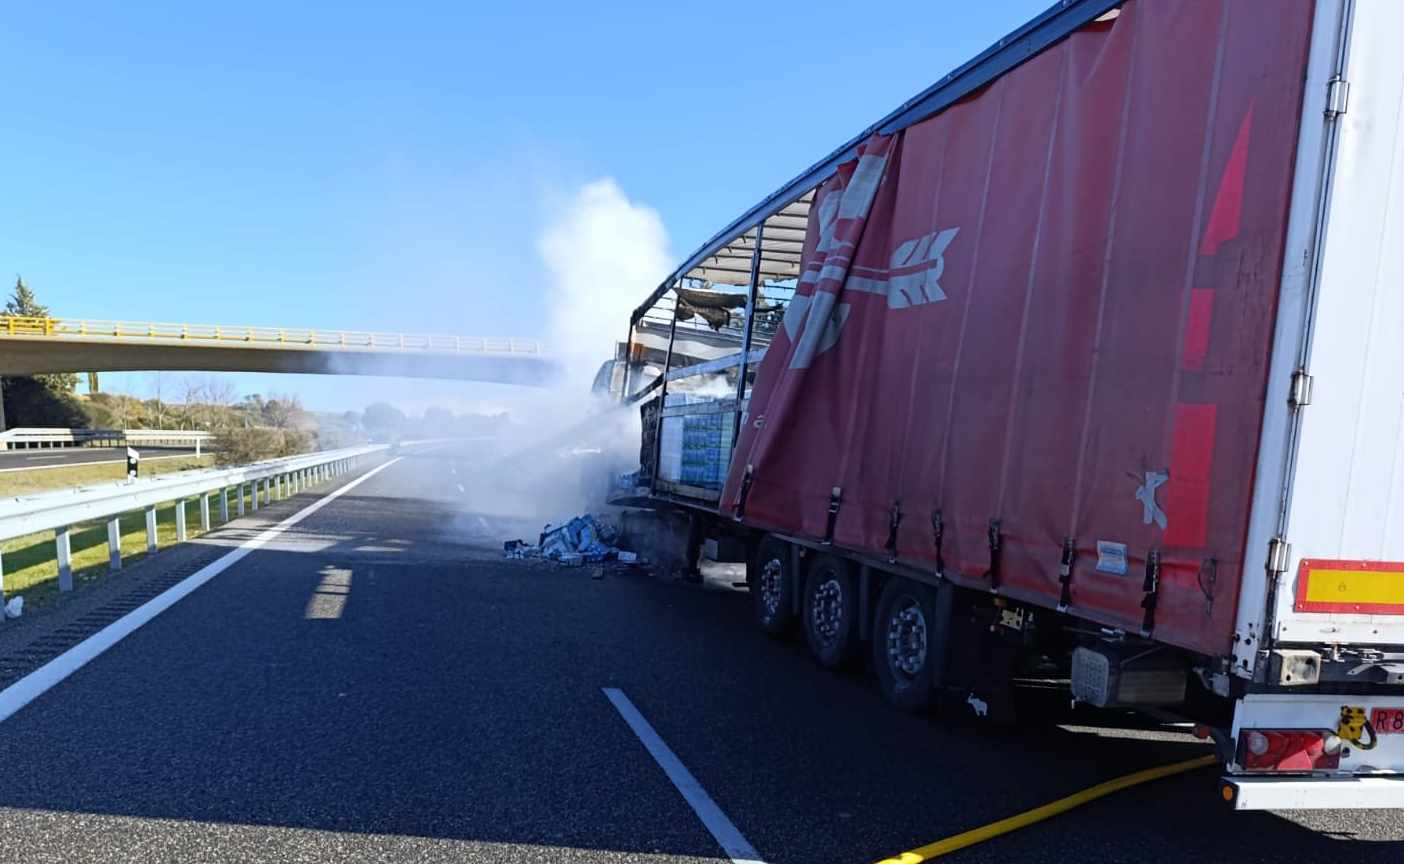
(1372, 708, 1404, 735)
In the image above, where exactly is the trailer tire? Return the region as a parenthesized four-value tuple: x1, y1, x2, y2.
(872, 577, 944, 712)
(802, 554, 861, 669)
(751, 536, 795, 635)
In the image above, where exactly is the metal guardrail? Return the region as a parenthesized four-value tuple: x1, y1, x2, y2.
(0, 444, 387, 605)
(0, 316, 545, 356)
(0, 428, 213, 453)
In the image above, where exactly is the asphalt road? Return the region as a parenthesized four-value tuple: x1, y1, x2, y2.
(0, 443, 1399, 863)
(0, 445, 202, 472)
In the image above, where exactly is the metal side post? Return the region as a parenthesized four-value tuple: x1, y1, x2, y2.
(237, 484, 247, 516)
(199, 493, 211, 531)
(220, 487, 230, 522)
(251, 481, 260, 511)
(175, 499, 188, 542)
(734, 222, 764, 446)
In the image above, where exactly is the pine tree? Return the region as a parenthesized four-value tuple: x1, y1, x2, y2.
(5, 276, 80, 394)
(4, 276, 44, 317)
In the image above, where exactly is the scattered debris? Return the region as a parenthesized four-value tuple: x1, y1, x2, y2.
(501, 513, 645, 569)
(5, 596, 23, 619)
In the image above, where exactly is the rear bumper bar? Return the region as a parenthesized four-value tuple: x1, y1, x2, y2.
(1222, 775, 1404, 810)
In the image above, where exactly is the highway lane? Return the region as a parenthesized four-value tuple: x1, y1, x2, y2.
(0, 445, 203, 472)
(0, 443, 1398, 863)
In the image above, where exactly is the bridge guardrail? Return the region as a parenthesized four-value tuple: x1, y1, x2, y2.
(0, 444, 387, 607)
(0, 316, 544, 356)
(0, 428, 213, 453)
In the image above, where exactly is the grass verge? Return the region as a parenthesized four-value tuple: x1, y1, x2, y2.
(0, 455, 216, 497)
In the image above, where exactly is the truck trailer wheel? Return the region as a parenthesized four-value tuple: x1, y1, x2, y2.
(802, 554, 861, 668)
(751, 536, 795, 635)
(872, 577, 946, 711)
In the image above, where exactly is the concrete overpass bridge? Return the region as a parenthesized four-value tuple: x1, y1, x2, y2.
(0, 317, 559, 386)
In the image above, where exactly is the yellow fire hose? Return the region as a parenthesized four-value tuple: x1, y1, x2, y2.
(873, 753, 1219, 864)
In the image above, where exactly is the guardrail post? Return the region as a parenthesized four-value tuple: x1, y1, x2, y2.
(175, 498, 188, 542)
(56, 526, 73, 591)
(196, 438, 202, 458)
(251, 482, 260, 511)
(199, 493, 211, 532)
(145, 506, 158, 552)
(237, 484, 246, 516)
(0, 550, 6, 620)
(274, 474, 282, 499)
(220, 487, 230, 522)
(108, 517, 122, 571)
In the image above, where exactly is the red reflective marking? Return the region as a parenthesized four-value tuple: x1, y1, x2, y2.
(1199, 105, 1255, 256)
(1182, 289, 1215, 371)
(1163, 403, 1216, 548)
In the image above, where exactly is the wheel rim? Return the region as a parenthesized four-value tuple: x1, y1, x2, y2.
(759, 557, 784, 620)
(811, 577, 844, 645)
(885, 597, 928, 680)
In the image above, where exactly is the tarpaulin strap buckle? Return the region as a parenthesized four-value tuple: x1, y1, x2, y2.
(732, 465, 754, 522)
(823, 486, 842, 545)
(1140, 549, 1161, 637)
(1057, 537, 1076, 612)
(931, 510, 946, 577)
(984, 519, 1002, 592)
(885, 500, 902, 562)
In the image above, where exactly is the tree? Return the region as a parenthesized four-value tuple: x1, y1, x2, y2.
(1, 276, 81, 427)
(362, 402, 405, 441)
(4, 276, 43, 317)
(4, 276, 79, 395)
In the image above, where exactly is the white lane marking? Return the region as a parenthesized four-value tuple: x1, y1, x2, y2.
(0, 457, 402, 725)
(24, 455, 67, 461)
(602, 687, 765, 864)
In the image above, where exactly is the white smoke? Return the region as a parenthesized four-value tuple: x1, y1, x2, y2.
(538, 178, 671, 391)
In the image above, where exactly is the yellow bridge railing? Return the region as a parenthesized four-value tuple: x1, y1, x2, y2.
(0, 316, 544, 356)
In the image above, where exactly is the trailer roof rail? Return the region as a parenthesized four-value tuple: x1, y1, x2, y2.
(631, 0, 1124, 324)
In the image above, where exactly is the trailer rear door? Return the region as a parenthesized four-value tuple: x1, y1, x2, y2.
(1266, 0, 1404, 650)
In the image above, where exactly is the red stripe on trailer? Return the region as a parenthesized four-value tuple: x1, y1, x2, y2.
(1182, 289, 1215, 372)
(1163, 403, 1216, 550)
(1199, 104, 1254, 256)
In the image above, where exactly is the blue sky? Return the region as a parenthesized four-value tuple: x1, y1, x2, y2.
(3, 0, 1049, 413)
